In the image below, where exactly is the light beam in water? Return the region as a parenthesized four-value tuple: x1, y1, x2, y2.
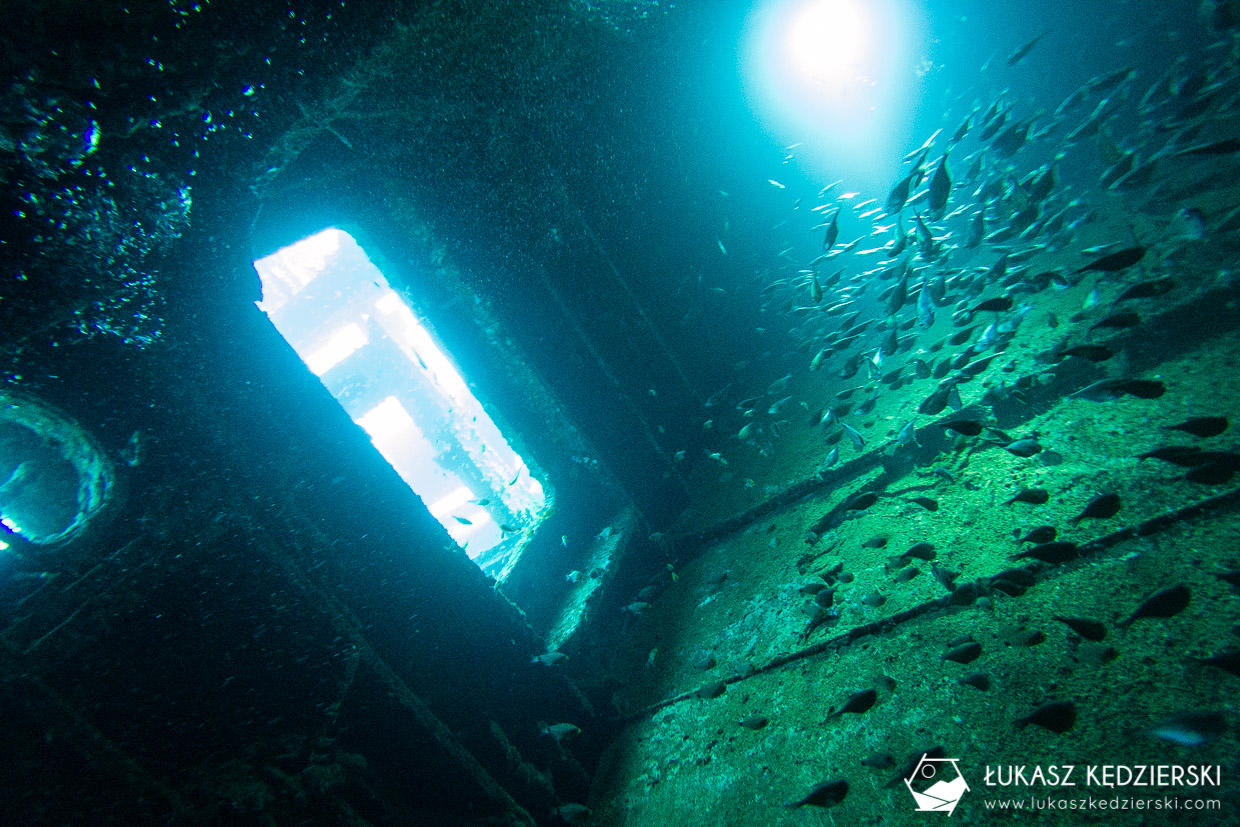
(742, 0, 926, 190)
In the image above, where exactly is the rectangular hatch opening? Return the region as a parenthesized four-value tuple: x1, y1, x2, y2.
(254, 227, 548, 576)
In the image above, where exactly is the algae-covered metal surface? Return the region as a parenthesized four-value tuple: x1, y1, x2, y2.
(591, 326, 1240, 825)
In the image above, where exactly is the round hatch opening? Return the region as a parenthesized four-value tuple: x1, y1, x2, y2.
(0, 392, 114, 547)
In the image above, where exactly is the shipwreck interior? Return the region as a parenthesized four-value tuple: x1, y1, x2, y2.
(3, 1, 1240, 825)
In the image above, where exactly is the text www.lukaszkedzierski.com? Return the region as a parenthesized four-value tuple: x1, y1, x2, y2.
(983, 796, 1221, 812)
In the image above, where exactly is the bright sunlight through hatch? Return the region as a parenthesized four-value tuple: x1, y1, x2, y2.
(254, 228, 547, 575)
(742, 0, 925, 191)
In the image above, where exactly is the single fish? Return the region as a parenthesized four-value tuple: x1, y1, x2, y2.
(1198, 649, 1240, 677)
(1013, 540, 1080, 564)
(928, 153, 952, 217)
(1052, 616, 1107, 641)
(886, 170, 915, 215)
(1007, 29, 1050, 66)
(541, 723, 582, 742)
(1072, 378, 1164, 402)
(1119, 584, 1190, 627)
(918, 380, 959, 416)
(958, 672, 991, 691)
(841, 422, 866, 450)
(553, 804, 592, 825)
(970, 296, 1014, 316)
(939, 417, 984, 436)
(690, 650, 717, 670)
(1016, 525, 1057, 544)
(902, 541, 937, 560)
(1185, 463, 1237, 484)
(1075, 245, 1146, 274)
(844, 491, 879, 511)
(829, 688, 878, 717)
(1148, 711, 1228, 747)
(1089, 310, 1142, 331)
(1165, 416, 1228, 438)
(1057, 344, 1114, 362)
(918, 276, 936, 328)
(786, 779, 849, 809)
(1168, 207, 1207, 240)
(1015, 701, 1077, 733)
(1005, 488, 1049, 505)
(943, 642, 983, 664)
(1113, 276, 1175, 303)
(1175, 138, 1240, 157)
(995, 436, 1043, 457)
(861, 752, 895, 769)
(823, 209, 840, 252)
(892, 567, 920, 584)
(1071, 493, 1121, 523)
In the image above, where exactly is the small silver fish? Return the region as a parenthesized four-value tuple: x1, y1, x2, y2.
(1169, 207, 1206, 241)
(541, 722, 582, 742)
(1147, 711, 1226, 747)
(553, 804, 592, 825)
(841, 422, 866, 450)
